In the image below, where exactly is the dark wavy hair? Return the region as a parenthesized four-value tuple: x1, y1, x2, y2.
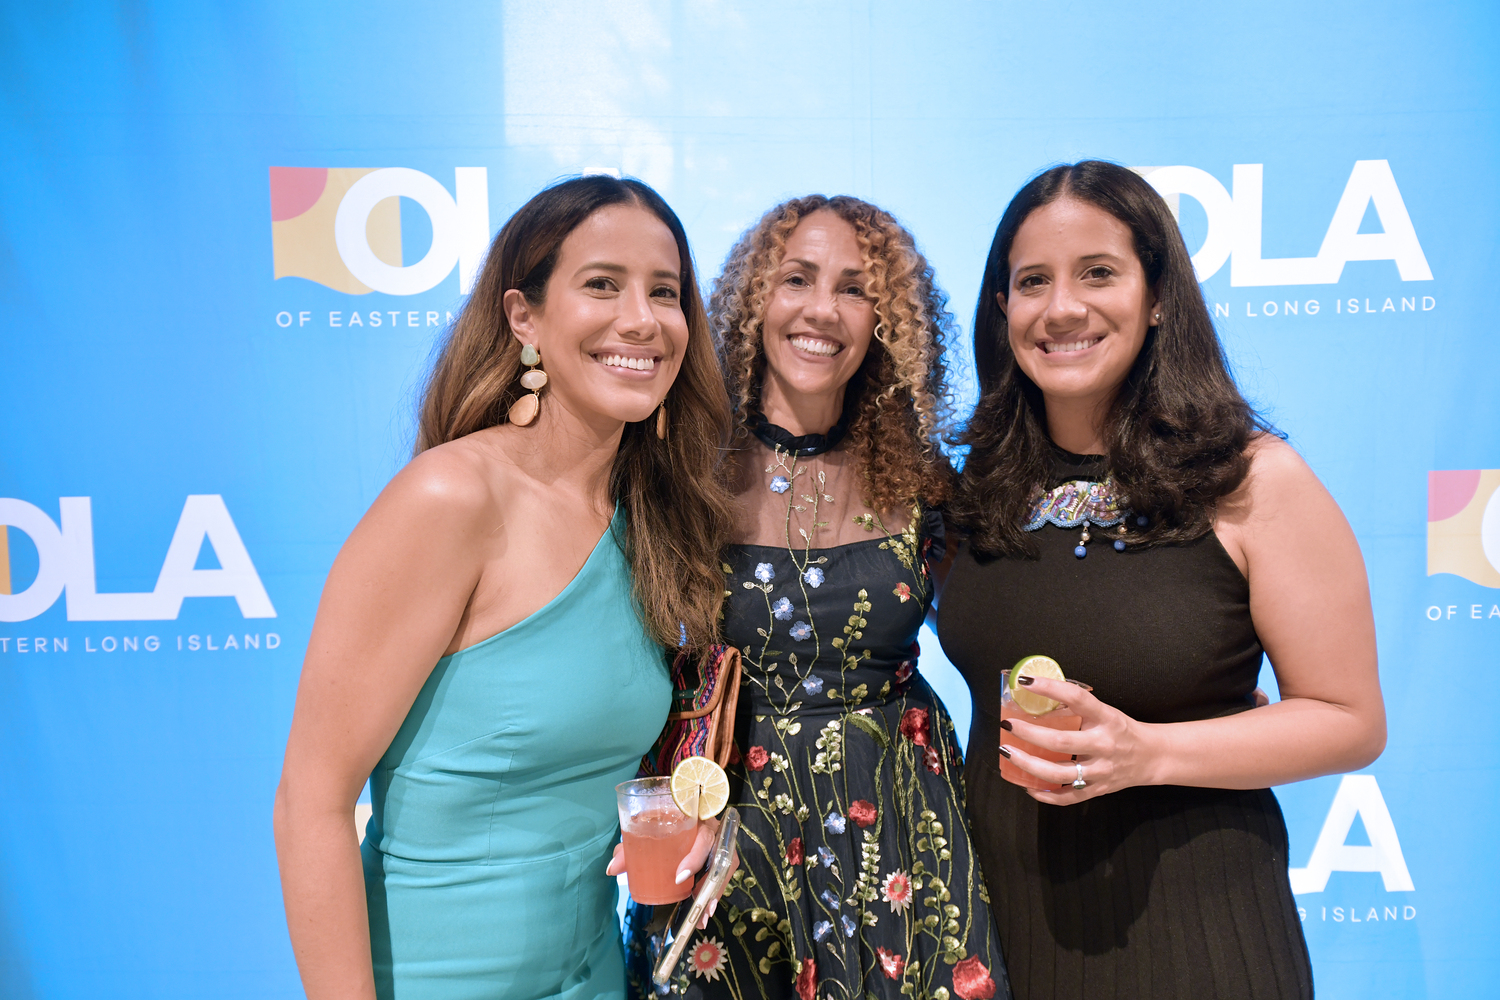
(416, 175, 736, 650)
(950, 160, 1273, 556)
(712, 195, 955, 512)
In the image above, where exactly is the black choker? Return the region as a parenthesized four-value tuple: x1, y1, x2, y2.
(746, 411, 850, 457)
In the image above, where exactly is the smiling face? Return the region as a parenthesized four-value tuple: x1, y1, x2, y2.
(1002, 196, 1159, 421)
(759, 210, 877, 432)
(504, 202, 689, 430)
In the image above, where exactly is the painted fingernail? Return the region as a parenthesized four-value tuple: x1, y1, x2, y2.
(1017, 675, 1035, 686)
(998, 745, 1011, 759)
(709, 899, 718, 919)
(676, 869, 692, 884)
(998, 720, 1013, 731)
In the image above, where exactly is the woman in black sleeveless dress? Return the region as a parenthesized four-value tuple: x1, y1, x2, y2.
(628, 196, 1008, 1000)
(936, 162, 1386, 999)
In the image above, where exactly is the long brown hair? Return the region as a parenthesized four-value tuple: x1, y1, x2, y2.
(950, 160, 1274, 557)
(711, 195, 954, 512)
(416, 175, 736, 651)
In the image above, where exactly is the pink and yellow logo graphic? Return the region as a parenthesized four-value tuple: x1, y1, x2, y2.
(269, 166, 489, 296)
(271, 168, 400, 294)
(1428, 470, 1500, 588)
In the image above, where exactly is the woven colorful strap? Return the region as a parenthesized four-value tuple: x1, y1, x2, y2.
(641, 644, 735, 777)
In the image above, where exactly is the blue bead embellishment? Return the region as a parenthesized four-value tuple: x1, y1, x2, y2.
(1136, 515, 1148, 526)
(1074, 544, 1088, 558)
(1114, 539, 1126, 552)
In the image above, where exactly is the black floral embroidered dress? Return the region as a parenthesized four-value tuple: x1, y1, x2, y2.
(626, 433, 1008, 1000)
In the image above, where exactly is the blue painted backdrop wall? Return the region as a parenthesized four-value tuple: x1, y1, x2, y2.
(2, 2, 1496, 997)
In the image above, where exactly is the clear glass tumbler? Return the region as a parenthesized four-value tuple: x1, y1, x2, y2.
(615, 777, 698, 905)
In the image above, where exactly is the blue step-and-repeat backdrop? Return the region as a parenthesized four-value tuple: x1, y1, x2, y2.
(2, 3, 1496, 998)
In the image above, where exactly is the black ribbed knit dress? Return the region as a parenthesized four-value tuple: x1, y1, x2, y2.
(936, 450, 1313, 1000)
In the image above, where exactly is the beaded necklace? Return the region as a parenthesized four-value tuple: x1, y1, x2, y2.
(1023, 474, 1148, 558)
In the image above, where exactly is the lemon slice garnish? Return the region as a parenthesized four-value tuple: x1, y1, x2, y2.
(1009, 655, 1066, 716)
(670, 756, 730, 820)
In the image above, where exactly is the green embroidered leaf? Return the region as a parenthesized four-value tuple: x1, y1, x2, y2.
(846, 711, 888, 748)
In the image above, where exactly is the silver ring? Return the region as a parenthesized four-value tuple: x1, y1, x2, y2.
(1071, 763, 1087, 789)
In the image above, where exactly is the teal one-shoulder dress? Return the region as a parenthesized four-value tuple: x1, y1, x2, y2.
(362, 509, 669, 1000)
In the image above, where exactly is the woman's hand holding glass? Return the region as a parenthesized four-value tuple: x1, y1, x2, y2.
(1000, 674, 1159, 804)
(606, 817, 740, 929)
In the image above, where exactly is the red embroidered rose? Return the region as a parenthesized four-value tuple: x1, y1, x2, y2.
(876, 947, 906, 979)
(952, 956, 996, 1000)
(785, 837, 804, 865)
(848, 799, 877, 828)
(898, 707, 931, 747)
(924, 746, 943, 775)
(795, 956, 817, 1000)
(746, 745, 769, 771)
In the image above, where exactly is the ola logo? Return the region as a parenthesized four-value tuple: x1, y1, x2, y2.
(1427, 470, 1500, 588)
(0, 496, 274, 623)
(1133, 160, 1431, 286)
(270, 167, 489, 295)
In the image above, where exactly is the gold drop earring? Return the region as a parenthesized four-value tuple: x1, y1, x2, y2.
(655, 399, 669, 440)
(508, 343, 546, 426)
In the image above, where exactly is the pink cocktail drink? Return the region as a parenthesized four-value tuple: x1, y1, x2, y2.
(999, 669, 1084, 792)
(616, 777, 698, 905)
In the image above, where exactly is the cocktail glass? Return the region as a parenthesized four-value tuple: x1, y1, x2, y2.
(999, 670, 1089, 792)
(616, 777, 699, 905)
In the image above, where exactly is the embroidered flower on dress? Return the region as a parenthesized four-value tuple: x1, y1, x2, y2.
(772, 596, 794, 620)
(817, 846, 836, 868)
(881, 870, 913, 912)
(848, 799, 877, 828)
(812, 919, 833, 942)
(877, 947, 906, 979)
(892, 581, 912, 603)
(899, 707, 931, 747)
(821, 888, 841, 909)
(924, 746, 943, 775)
(824, 810, 846, 834)
(802, 675, 824, 695)
(754, 562, 775, 583)
(746, 745, 769, 771)
(952, 956, 998, 1000)
(840, 914, 857, 938)
(790, 621, 812, 641)
(802, 566, 825, 588)
(896, 660, 914, 683)
(795, 956, 818, 1000)
(785, 837, 804, 865)
(688, 938, 728, 981)
(769, 475, 791, 494)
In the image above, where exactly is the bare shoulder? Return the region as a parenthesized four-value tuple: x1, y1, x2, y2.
(360, 431, 514, 543)
(1215, 434, 1344, 577)
(1220, 433, 1327, 525)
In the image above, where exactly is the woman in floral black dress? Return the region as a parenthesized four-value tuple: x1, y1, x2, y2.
(626, 196, 1009, 1000)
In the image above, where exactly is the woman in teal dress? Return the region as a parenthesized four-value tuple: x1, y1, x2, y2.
(274, 175, 737, 1000)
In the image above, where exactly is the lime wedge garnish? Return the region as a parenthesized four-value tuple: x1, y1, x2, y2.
(670, 756, 730, 819)
(1009, 655, 1065, 715)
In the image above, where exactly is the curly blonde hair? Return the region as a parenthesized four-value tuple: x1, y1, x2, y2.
(711, 195, 955, 512)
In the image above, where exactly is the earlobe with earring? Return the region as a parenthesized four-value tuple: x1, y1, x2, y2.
(655, 400, 669, 440)
(1152, 312, 1161, 325)
(508, 343, 547, 426)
